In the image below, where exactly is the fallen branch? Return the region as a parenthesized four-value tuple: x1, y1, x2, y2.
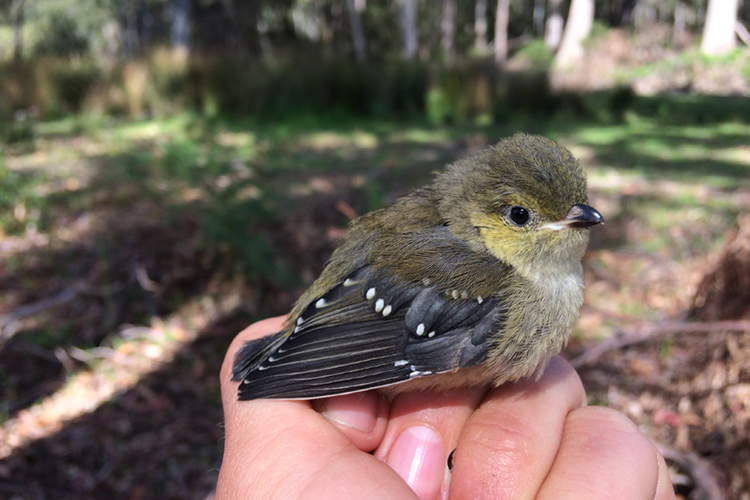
(570, 320, 750, 368)
(655, 442, 725, 500)
(66, 345, 138, 367)
(736, 22, 750, 48)
(0, 282, 93, 347)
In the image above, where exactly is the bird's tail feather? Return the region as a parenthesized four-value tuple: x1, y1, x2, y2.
(231, 330, 288, 382)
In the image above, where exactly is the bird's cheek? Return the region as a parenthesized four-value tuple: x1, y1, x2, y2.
(469, 214, 515, 261)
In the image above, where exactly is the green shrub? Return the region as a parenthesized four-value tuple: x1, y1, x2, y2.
(33, 15, 89, 57)
(186, 52, 428, 120)
(428, 61, 497, 124)
(513, 40, 554, 71)
(0, 159, 44, 235)
(51, 59, 100, 113)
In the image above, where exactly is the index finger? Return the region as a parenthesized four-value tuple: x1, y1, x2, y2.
(449, 357, 586, 499)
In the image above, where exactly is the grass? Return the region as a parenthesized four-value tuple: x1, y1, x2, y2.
(2, 99, 750, 358)
(3, 97, 750, 498)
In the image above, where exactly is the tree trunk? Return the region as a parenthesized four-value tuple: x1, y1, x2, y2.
(494, 0, 510, 64)
(346, 0, 367, 63)
(123, 1, 140, 57)
(533, 0, 545, 34)
(441, 0, 456, 61)
(171, 0, 190, 54)
(673, 1, 686, 46)
(609, 0, 635, 26)
(474, 0, 487, 52)
(545, 0, 564, 50)
(554, 0, 594, 68)
(701, 0, 738, 55)
(397, 0, 419, 60)
(12, 0, 23, 62)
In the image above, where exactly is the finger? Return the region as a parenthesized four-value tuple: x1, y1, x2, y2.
(224, 317, 390, 452)
(536, 406, 675, 500)
(220, 316, 288, 426)
(311, 391, 390, 452)
(448, 357, 586, 500)
(655, 451, 676, 500)
(219, 317, 416, 499)
(374, 386, 488, 500)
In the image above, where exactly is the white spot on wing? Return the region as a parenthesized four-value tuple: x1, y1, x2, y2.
(315, 298, 327, 308)
(428, 331, 436, 338)
(382, 305, 392, 316)
(366, 287, 376, 300)
(343, 278, 355, 286)
(394, 360, 409, 367)
(416, 323, 425, 336)
(297, 317, 304, 325)
(477, 296, 483, 304)
(375, 298, 384, 313)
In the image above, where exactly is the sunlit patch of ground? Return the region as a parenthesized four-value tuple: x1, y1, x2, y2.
(2, 114, 750, 497)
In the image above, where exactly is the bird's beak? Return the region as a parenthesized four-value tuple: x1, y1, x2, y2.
(541, 204, 604, 231)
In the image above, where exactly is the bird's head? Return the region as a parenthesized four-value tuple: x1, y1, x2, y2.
(435, 133, 603, 281)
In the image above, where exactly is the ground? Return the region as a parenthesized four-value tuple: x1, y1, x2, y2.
(1, 109, 750, 499)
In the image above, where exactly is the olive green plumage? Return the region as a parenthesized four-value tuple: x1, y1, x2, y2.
(232, 133, 603, 400)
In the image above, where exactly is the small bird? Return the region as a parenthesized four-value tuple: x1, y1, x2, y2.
(232, 133, 603, 400)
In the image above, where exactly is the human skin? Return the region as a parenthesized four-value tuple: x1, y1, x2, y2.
(217, 316, 675, 500)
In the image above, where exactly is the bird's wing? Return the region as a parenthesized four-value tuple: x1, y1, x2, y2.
(233, 265, 504, 400)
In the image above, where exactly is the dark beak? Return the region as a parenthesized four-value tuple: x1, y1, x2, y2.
(541, 204, 604, 231)
(565, 204, 604, 228)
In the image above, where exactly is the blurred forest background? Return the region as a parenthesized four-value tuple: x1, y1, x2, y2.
(1, 0, 750, 498)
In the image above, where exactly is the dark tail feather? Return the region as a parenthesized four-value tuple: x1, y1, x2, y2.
(231, 330, 288, 382)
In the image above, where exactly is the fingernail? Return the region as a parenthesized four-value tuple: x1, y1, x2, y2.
(387, 426, 444, 500)
(319, 393, 378, 432)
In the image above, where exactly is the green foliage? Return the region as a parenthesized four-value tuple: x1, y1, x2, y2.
(33, 15, 89, 57)
(2, 115, 36, 145)
(426, 86, 454, 125)
(586, 21, 611, 46)
(189, 53, 428, 121)
(513, 40, 554, 71)
(0, 58, 102, 119)
(145, 50, 190, 117)
(0, 158, 44, 235)
(427, 62, 497, 124)
(20, 0, 115, 58)
(551, 87, 637, 123)
(161, 139, 203, 182)
(48, 59, 101, 114)
(607, 86, 637, 122)
(202, 195, 295, 287)
(634, 95, 750, 125)
(696, 47, 748, 66)
(501, 70, 556, 117)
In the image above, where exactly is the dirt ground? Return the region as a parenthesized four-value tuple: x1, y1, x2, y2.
(2, 87, 750, 498)
(1, 182, 749, 500)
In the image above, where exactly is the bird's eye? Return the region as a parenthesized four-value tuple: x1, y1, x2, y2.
(509, 206, 530, 226)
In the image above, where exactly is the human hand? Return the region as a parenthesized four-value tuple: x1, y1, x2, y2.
(217, 316, 675, 500)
